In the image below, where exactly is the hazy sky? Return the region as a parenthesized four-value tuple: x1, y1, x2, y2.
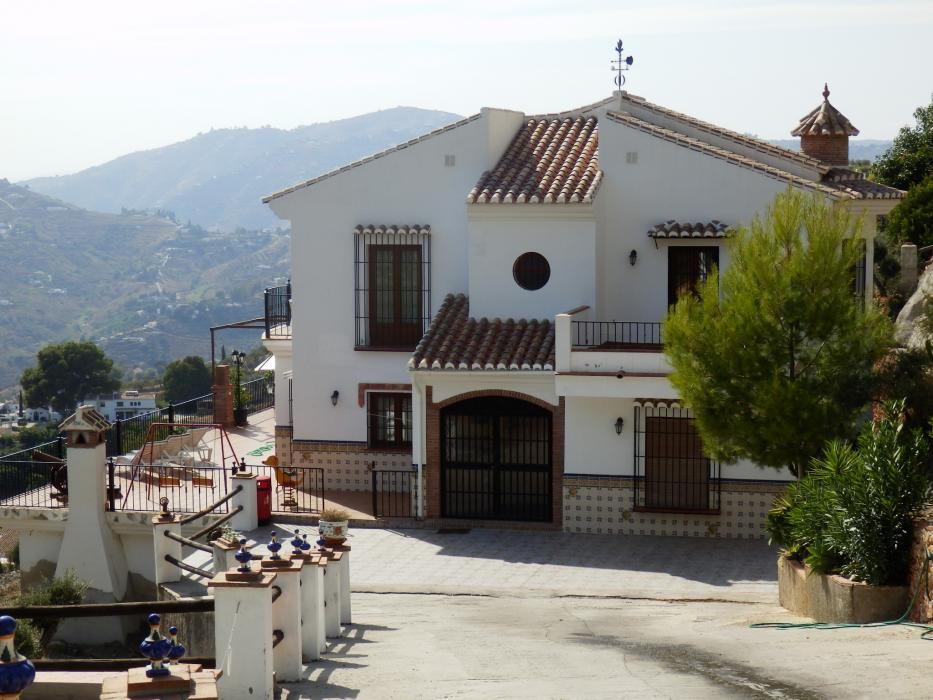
(3, 0, 931, 181)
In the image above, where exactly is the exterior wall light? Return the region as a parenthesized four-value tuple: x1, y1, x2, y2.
(330, 390, 339, 407)
(629, 249, 638, 266)
(615, 417, 624, 435)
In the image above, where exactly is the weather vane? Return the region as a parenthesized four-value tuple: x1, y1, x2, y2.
(611, 39, 634, 89)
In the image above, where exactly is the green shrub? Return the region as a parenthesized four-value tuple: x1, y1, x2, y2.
(17, 569, 88, 650)
(14, 618, 42, 659)
(766, 401, 930, 585)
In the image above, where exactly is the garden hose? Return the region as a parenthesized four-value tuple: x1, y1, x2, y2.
(751, 550, 933, 640)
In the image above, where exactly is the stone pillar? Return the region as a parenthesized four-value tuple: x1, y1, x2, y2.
(213, 364, 234, 429)
(901, 244, 919, 295)
(331, 545, 352, 625)
(291, 548, 324, 661)
(152, 514, 182, 587)
(209, 571, 277, 700)
(230, 473, 258, 533)
(322, 550, 342, 638)
(55, 406, 129, 644)
(261, 557, 303, 682)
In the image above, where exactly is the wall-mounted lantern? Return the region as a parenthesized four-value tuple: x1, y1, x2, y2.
(614, 417, 624, 435)
(330, 390, 339, 407)
(629, 249, 638, 266)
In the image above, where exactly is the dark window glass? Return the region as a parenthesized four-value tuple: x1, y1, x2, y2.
(368, 393, 412, 449)
(668, 246, 719, 306)
(368, 245, 423, 347)
(513, 252, 550, 290)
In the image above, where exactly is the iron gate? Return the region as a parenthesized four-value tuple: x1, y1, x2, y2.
(441, 396, 552, 522)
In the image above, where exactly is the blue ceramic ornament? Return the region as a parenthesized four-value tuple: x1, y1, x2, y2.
(268, 531, 282, 560)
(138, 613, 173, 677)
(291, 530, 304, 557)
(235, 538, 252, 573)
(0, 616, 36, 699)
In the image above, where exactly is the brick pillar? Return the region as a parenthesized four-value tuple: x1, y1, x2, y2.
(213, 364, 234, 429)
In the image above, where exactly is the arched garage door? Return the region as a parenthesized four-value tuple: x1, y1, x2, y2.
(441, 396, 552, 522)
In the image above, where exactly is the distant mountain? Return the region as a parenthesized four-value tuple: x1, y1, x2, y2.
(0, 179, 288, 389)
(23, 107, 464, 231)
(768, 139, 892, 163)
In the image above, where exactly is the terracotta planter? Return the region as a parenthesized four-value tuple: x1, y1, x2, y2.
(319, 519, 348, 546)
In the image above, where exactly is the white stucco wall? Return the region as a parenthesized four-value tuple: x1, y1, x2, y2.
(468, 213, 596, 320)
(268, 109, 525, 442)
(594, 119, 794, 324)
(564, 397, 634, 476)
(564, 396, 791, 481)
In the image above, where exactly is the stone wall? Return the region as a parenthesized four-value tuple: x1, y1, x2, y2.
(908, 514, 933, 622)
(563, 476, 787, 538)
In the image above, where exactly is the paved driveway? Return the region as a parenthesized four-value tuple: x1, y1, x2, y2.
(255, 524, 779, 603)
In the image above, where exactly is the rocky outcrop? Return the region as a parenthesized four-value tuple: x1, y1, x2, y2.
(895, 263, 933, 350)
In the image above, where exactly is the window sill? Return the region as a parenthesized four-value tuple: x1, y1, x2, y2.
(365, 445, 413, 454)
(355, 345, 417, 353)
(633, 506, 721, 516)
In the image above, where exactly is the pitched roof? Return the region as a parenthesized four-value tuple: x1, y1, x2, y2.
(620, 93, 828, 173)
(467, 117, 601, 204)
(822, 168, 906, 200)
(409, 294, 554, 371)
(606, 111, 851, 199)
(791, 84, 859, 137)
(648, 220, 732, 239)
(262, 113, 482, 203)
(59, 405, 110, 432)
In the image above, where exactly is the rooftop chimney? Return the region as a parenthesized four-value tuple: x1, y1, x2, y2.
(791, 84, 859, 167)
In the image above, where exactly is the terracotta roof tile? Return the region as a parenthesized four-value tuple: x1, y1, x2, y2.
(354, 224, 431, 236)
(791, 84, 859, 137)
(606, 111, 851, 200)
(409, 294, 554, 371)
(648, 220, 732, 239)
(619, 93, 829, 173)
(822, 168, 906, 200)
(468, 117, 601, 204)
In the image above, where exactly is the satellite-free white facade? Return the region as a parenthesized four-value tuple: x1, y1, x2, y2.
(262, 87, 903, 537)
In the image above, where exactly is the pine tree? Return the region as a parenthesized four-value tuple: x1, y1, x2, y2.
(664, 190, 892, 476)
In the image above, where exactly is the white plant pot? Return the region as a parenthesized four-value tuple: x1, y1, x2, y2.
(320, 519, 349, 545)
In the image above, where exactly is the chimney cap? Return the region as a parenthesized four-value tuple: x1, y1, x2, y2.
(791, 83, 859, 137)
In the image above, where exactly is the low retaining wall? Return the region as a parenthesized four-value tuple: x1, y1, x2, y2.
(778, 555, 908, 624)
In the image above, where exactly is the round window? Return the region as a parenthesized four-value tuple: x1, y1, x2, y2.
(512, 252, 551, 290)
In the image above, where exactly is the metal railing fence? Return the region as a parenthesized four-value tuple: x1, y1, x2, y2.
(571, 321, 663, 348)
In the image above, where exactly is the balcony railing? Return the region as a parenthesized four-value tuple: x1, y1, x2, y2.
(264, 282, 291, 338)
(572, 321, 662, 349)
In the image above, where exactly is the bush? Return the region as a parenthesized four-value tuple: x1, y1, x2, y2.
(17, 569, 88, 650)
(766, 401, 930, 585)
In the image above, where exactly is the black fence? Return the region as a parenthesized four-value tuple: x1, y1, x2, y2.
(240, 378, 274, 415)
(248, 463, 325, 514)
(633, 404, 721, 513)
(264, 282, 291, 338)
(571, 321, 663, 348)
(107, 395, 214, 458)
(372, 469, 418, 518)
(116, 462, 230, 514)
(0, 438, 66, 507)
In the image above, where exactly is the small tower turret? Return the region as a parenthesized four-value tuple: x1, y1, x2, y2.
(791, 83, 859, 167)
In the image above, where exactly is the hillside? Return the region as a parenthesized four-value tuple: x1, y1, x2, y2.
(23, 107, 463, 231)
(0, 179, 288, 390)
(769, 138, 892, 162)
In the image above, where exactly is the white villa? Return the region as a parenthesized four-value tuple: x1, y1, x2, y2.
(260, 86, 904, 537)
(79, 390, 158, 423)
